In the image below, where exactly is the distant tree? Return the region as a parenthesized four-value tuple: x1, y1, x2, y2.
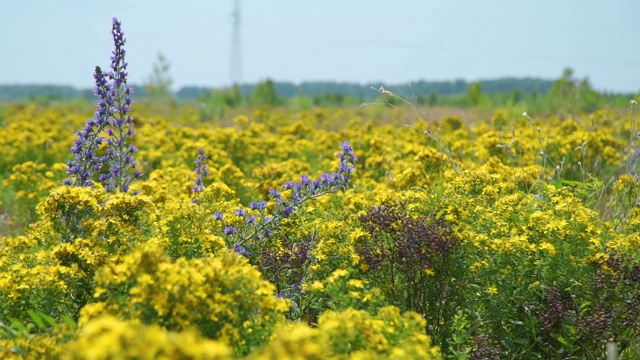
(175, 86, 210, 100)
(198, 85, 244, 120)
(550, 67, 577, 99)
(549, 67, 602, 113)
(145, 52, 173, 100)
(577, 78, 602, 112)
(313, 92, 345, 107)
(427, 92, 438, 106)
(224, 84, 243, 108)
(289, 95, 312, 110)
(510, 89, 523, 104)
(252, 79, 279, 106)
(467, 82, 482, 106)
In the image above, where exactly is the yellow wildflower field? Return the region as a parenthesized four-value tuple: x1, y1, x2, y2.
(1, 99, 639, 358)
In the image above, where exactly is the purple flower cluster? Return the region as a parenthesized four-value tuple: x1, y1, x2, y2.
(192, 148, 210, 194)
(277, 141, 356, 204)
(214, 141, 357, 255)
(64, 18, 141, 192)
(276, 283, 303, 299)
(63, 67, 111, 187)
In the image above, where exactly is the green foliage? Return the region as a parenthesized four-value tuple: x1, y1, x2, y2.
(0, 311, 76, 359)
(197, 85, 243, 120)
(252, 79, 280, 107)
(466, 81, 482, 106)
(311, 92, 361, 107)
(548, 67, 603, 114)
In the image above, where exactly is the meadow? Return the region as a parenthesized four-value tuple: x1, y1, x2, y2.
(2, 18, 640, 359)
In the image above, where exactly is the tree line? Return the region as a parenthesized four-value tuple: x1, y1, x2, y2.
(1, 68, 636, 116)
(0, 78, 555, 102)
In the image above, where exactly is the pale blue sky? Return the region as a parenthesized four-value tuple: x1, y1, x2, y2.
(1, 1, 639, 93)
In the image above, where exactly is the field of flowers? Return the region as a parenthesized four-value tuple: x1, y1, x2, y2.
(2, 18, 640, 359)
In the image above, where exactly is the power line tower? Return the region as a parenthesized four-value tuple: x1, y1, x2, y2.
(230, 0, 242, 86)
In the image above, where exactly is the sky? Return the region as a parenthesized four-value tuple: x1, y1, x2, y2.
(1, 0, 639, 93)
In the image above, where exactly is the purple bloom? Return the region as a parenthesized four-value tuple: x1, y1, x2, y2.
(233, 245, 250, 256)
(250, 201, 267, 210)
(276, 291, 296, 299)
(283, 207, 294, 217)
(283, 181, 294, 190)
(268, 188, 281, 199)
(342, 140, 356, 160)
(224, 226, 237, 236)
(213, 212, 224, 221)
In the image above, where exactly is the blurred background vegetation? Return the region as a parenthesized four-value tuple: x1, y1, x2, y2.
(2, 63, 636, 121)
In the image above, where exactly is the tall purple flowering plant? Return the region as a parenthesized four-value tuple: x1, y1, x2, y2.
(65, 18, 141, 192)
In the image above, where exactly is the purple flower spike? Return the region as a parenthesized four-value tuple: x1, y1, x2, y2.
(192, 147, 209, 194)
(64, 18, 140, 193)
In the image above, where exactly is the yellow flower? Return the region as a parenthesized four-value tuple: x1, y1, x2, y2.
(488, 285, 498, 295)
(308, 280, 325, 292)
(327, 269, 349, 283)
(470, 260, 489, 272)
(347, 279, 365, 289)
(538, 242, 557, 255)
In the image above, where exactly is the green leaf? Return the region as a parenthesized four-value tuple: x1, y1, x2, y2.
(8, 318, 28, 335)
(40, 313, 59, 328)
(557, 335, 571, 347)
(435, 209, 446, 220)
(501, 338, 515, 351)
(509, 212, 521, 224)
(561, 180, 585, 187)
(579, 301, 592, 315)
(513, 338, 529, 345)
(27, 310, 45, 329)
(61, 315, 77, 330)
